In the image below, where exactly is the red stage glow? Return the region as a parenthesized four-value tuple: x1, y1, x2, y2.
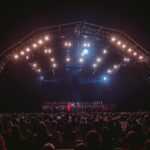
(67, 103, 71, 112)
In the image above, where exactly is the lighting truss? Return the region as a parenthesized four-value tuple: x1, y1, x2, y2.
(0, 21, 150, 75)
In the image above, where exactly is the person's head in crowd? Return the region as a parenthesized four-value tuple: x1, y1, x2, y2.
(11, 125, 22, 140)
(74, 143, 87, 150)
(86, 130, 101, 149)
(42, 143, 55, 150)
(38, 122, 48, 136)
(144, 139, 150, 150)
(127, 130, 138, 150)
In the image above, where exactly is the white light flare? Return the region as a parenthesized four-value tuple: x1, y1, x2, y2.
(79, 58, 84, 63)
(111, 37, 116, 42)
(103, 49, 107, 54)
(14, 54, 19, 59)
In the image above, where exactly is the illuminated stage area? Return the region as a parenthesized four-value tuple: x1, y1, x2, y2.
(0, 22, 150, 111)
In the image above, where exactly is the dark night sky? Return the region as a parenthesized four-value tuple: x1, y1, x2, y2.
(0, 1, 150, 111)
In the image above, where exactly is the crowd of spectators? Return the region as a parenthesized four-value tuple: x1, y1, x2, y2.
(42, 101, 116, 112)
(0, 111, 150, 150)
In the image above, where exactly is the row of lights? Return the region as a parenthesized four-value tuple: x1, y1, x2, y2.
(106, 64, 120, 75)
(14, 35, 50, 60)
(32, 63, 42, 73)
(92, 49, 108, 69)
(111, 36, 144, 60)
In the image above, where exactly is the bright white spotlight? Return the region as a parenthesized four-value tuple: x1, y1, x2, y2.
(64, 42, 68, 47)
(26, 47, 30, 52)
(117, 41, 122, 46)
(107, 69, 112, 74)
(103, 76, 108, 81)
(26, 56, 29, 60)
(50, 58, 55, 62)
(40, 76, 44, 80)
(113, 64, 118, 69)
(44, 36, 49, 41)
(96, 57, 102, 62)
(37, 69, 41, 73)
(111, 37, 116, 42)
(44, 49, 48, 53)
(83, 43, 87, 47)
(64, 42, 71, 47)
(66, 57, 71, 62)
(102, 75, 108, 81)
(124, 57, 130, 62)
(126, 58, 130, 62)
(14, 54, 19, 59)
(81, 53, 85, 56)
(128, 48, 132, 53)
(79, 58, 84, 63)
(87, 43, 90, 47)
(103, 49, 107, 54)
(20, 51, 25, 56)
(32, 43, 37, 48)
(47, 49, 51, 54)
(122, 44, 126, 49)
(33, 63, 37, 68)
(139, 55, 143, 60)
(38, 39, 43, 44)
(52, 63, 57, 68)
(92, 63, 97, 68)
(133, 52, 137, 56)
(83, 49, 88, 55)
(83, 42, 90, 47)
(68, 42, 71, 47)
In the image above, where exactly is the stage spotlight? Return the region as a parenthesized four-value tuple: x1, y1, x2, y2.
(44, 49, 48, 53)
(26, 56, 29, 60)
(44, 36, 49, 41)
(38, 39, 43, 44)
(139, 55, 143, 60)
(103, 76, 108, 81)
(64, 42, 71, 47)
(83, 42, 90, 47)
(133, 52, 137, 56)
(103, 49, 107, 54)
(107, 69, 112, 74)
(128, 48, 132, 53)
(68, 42, 71, 47)
(64, 42, 68, 47)
(81, 53, 85, 56)
(117, 41, 122, 46)
(92, 63, 97, 68)
(96, 57, 102, 62)
(113, 64, 118, 69)
(32, 43, 37, 48)
(50, 58, 55, 62)
(122, 44, 126, 49)
(111, 37, 116, 42)
(124, 57, 130, 62)
(40, 76, 44, 80)
(47, 49, 51, 53)
(66, 57, 71, 62)
(79, 58, 84, 63)
(33, 63, 37, 68)
(26, 47, 30, 52)
(83, 43, 87, 47)
(37, 69, 41, 73)
(87, 43, 90, 47)
(52, 63, 57, 68)
(20, 51, 25, 56)
(14, 54, 19, 59)
(83, 49, 88, 55)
